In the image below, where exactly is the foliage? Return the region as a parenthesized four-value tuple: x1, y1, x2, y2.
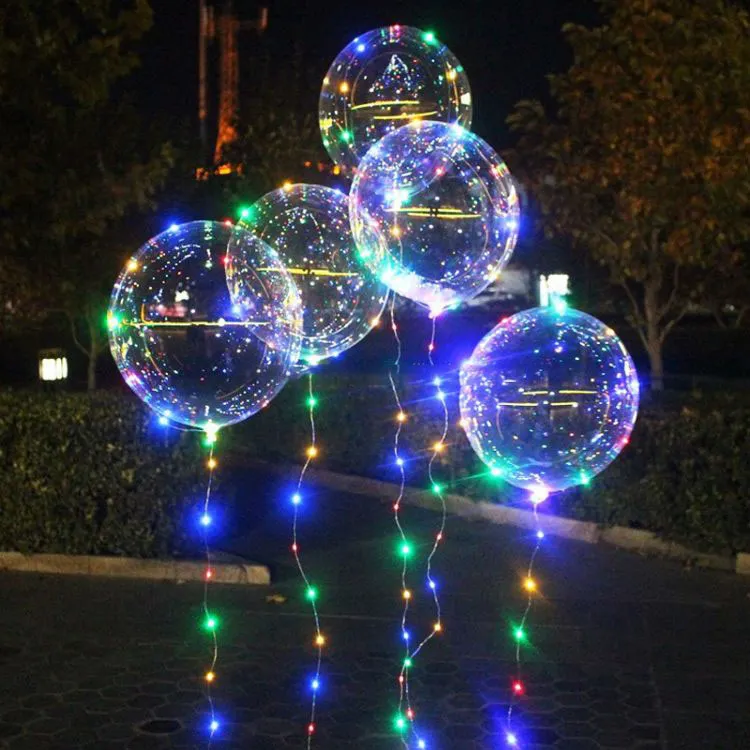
(506, 0, 750, 385)
(0, 391, 207, 557)
(0, 1, 175, 388)
(219, 43, 328, 202)
(231, 373, 750, 553)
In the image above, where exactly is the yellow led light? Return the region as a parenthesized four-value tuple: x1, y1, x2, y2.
(339, 81, 349, 94)
(315, 634, 326, 647)
(433, 441, 445, 453)
(434, 622, 442, 632)
(391, 226, 402, 237)
(370, 317, 381, 327)
(282, 180, 293, 191)
(127, 259, 139, 272)
(459, 418, 469, 428)
(523, 577, 537, 593)
(205, 671, 215, 683)
(403, 589, 411, 600)
(446, 69, 457, 81)
(397, 411, 407, 423)
(307, 446, 318, 458)
(207, 458, 218, 470)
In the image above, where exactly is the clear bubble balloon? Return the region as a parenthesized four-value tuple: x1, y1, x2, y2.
(108, 221, 302, 430)
(349, 120, 520, 314)
(459, 305, 639, 495)
(233, 184, 388, 365)
(320, 25, 472, 171)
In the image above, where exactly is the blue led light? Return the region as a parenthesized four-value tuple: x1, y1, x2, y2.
(200, 513, 212, 527)
(536, 529, 545, 540)
(396, 457, 405, 467)
(209, 719, 220, 733)
(311, 678, 320, 691)
(292, 493, 302, 506)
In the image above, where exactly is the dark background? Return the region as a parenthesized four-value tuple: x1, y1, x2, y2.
(136, 0, 599, 150)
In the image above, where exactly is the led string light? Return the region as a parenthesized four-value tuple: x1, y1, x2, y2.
(290, 373, 325, 745)
(200, 426, 221, 740)
(386, 297, 423, 747)
(505, 492, 546, 748)
(408, 316, 449, 669)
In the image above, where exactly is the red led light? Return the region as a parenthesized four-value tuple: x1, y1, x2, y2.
(513, 680, 524, 695)
(308, 723, 315, 735)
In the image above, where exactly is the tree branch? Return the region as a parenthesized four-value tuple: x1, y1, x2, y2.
(619, 279, 649, 351)
(657, 263, 681, 322)
(68, 313, 90, 357)
(659, 305, 689, 345)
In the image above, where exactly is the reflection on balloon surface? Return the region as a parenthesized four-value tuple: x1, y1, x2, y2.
(234, 184, 387, 364)
(320, 25, 472, 170)
(460, 306, 639, 494)
(109, 221, 302, 429)
(350, 120, 519, 313)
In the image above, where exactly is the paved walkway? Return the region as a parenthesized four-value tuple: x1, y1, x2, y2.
(0, 468, 748, 749)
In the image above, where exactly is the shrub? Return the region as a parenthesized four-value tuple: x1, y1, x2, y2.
(0, 390, 207, 557)
(233, 374, 750, 553)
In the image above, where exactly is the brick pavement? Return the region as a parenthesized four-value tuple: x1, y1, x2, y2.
(0, 470, 748, 749)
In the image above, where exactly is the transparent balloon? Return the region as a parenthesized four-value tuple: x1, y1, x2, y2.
(350, 120, 520, 314)
(108, 221, 302, 430)
(459, 305, 639, 495)
(320, 25, 472, 171)
(233, 184, 388, 365)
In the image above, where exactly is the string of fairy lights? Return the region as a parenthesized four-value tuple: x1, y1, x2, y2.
(386, 298, 417, 744)
(290, 372, 325, 745)
(505, 493, 546, 747)
(407, 316, 448, 667)
(200, 427, 221, 739)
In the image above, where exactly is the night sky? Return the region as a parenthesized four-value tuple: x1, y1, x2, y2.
(136, 0, 599, 150)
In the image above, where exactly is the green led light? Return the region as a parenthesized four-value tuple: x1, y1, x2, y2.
(204, 615, 218, 631)
(106, 313, 120, 331)
(307, 396, 318, 408)
(400, 542, 413, 557)
(552, 296, 568, 314)
(432, 483, 442, 495)
(514, 626, 526, 642)
(340, 130, 353, 142)
(238, 206, 252, 220)
(306, 586, 318, 601)
(490, 466, 503, 477)
(404, 657, 412, 668)
(394, 715, 407, 732)
(423, 31, 436, 44)
(203, 423, 219, 447)
(579, 471, 591, 486)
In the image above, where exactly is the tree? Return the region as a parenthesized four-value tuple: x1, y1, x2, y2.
(0, 1, 174, 389)
(506, 0, 750, 387)
(218, 41, 328, 204)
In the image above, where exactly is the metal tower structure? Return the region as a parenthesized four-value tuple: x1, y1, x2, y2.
(198, 1, 268, 172)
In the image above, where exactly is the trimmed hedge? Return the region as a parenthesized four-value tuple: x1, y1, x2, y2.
(3, 379, 748, 557)
(0, 391, 207, 557)
(232, 373, 750, 554)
